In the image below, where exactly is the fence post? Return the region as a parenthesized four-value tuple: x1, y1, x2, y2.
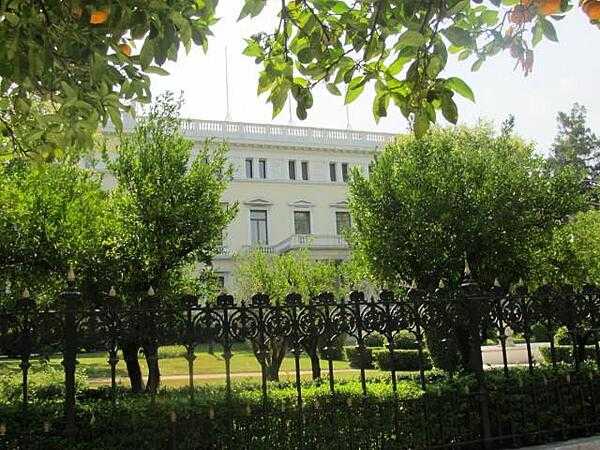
(460, 263, 492, 450)
(61, 267, 80, 437)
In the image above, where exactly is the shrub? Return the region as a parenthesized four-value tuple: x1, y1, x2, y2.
(345, 346, 375, 369)
(424, 327, 462, 374)
(363, 333, 385, 348)
(394, 331, 418, 349)
(540, 345, 596, 365)
(0, 368, 598, 450)
(374, 349, 432, 372)
(530, 323, 552, 343)
(555, 327, 572, 345)
(0, 365, 87, 404)
(319, 334, 346, 361)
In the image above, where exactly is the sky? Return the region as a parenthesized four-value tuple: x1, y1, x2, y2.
(150, 2, 600, 155)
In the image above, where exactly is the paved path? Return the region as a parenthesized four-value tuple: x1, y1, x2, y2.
(520, 436, 600, 449)
(89, 368, 360, 384)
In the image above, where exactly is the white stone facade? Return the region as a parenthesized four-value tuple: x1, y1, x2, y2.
(104, 117, 395, 290)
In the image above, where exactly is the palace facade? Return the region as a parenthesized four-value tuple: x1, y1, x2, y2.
(105, 116, 395, 290)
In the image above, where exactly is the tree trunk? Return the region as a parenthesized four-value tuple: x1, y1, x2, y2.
(252, 338, 287, 381)
(303, 337, 321, 380)
(143, 343, 161, 393)
(122, 341, 144, 393)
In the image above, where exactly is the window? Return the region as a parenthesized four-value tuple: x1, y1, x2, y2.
(294, 211, 311, 235)
(245, 158, 254, 179)
(301, 161, 309, 180)
(259, 159, 267, 179)
(250, 210, 268, 245)
(329, 162, 337, 182)
(341, 163, 349, 182)
(289, 160, 296, 180)
(336, 211, 351, 235)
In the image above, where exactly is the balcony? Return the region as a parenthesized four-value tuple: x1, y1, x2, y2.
(237, 234, 349, 256)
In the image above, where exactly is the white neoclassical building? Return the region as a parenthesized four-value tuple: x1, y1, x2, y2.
(105, 116, 395, 290)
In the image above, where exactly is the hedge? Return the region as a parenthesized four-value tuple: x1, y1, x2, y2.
(373, 349, 432, 372)
(345, 346, 375, 369)
(1, 368, 599, 450)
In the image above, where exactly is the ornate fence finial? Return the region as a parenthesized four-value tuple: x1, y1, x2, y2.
(108, 286, 117, 297)
(21, 287, 30, 299)
(438, 279, 445, 289)
(410, 279, 417, 290)
(464, 257, 471, 277)
(147, 286, 155, 297)
(494, 278, 501, 288)
(67, 265, 76, 283)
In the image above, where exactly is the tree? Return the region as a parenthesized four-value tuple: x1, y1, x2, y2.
(530, 209, 600, 287)
(348, 125, 588, 372)
(0, 0, 218, 159)
(2, 1, 600, 157)
(105, 93, 237, 392)
(549, 103, 600, 185)
(243, 0, 600, 136)
(233, 248, 343, 380)
(0, 160, 112, 302)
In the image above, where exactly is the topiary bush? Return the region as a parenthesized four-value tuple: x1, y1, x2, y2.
(424, 327, 462, 374)
(345, 346, 375, 369)
(373, 349, 432, 372)
(393, 331, 418, 349)
(363, 333, 385, 348)
(319, 334, 347, 361)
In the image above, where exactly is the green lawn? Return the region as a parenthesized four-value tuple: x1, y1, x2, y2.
(0, 344, 402, 387)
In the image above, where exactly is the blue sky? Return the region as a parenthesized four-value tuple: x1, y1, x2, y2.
(150, 3, 600, 155)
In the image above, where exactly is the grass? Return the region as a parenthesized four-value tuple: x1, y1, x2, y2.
(0, 344, 405, 387)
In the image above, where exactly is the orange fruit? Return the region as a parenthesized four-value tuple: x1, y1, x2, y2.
(583, 0, 600, 20)
(118, 43, 132, 57)
(90, 9, 109, 25)
(538, 0, 561, 15)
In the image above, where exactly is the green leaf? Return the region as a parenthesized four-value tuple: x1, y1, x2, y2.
(445, 77, 475, 102)
(541, 18, 559, 42)
(345, 77, 365, 104)
(238, 0, 267, 20)
(396, 30, 427, 49)
(442, 27, 473, 47)
(471, 58, 485, 72)
(327, 83, 342, 96)
(144, 66, 170, 76)
(532, 21, 544, 47)
(243, 39, 262, 58)
(441, 95, 459, 124)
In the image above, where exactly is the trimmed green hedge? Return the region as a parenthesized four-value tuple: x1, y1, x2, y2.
(1, 368, 599, 449)
(373, 349, 432, 371)
(345, 346, 375, 369)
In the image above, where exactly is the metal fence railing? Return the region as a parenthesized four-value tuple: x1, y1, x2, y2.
(1, 270, 600, 448)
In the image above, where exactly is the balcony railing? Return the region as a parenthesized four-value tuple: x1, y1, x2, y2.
(236, 234, 348, 256)
(106, 115, 395, 151)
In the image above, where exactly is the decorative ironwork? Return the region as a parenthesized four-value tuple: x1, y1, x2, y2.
(1, 274, 600, 448)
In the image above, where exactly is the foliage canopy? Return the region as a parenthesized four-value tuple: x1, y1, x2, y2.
(348, 125, 589, 290)
(2, 0, 600, 157)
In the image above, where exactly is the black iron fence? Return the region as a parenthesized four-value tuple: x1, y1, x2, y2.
(1, 272, 600, 449)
